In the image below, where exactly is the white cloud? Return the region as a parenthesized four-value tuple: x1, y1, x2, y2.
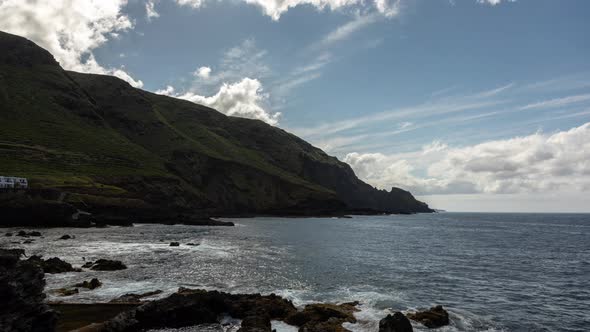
(175, 0, 204, 8)
(0, 0, 143, 88)
(316, 13, 382, 48)
(195, 66, 212, 79)
(344, 122, 590, 195)
(519, 94, 590, 111)
(174, 0, 397, 20)
(157, 78, 281, 125)
(146, 0, 160, 20)
(192, 39, 271, 94)
(477, 0, 515, 5)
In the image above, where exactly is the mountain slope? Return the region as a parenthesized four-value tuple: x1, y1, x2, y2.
(0, 31, 432, 220)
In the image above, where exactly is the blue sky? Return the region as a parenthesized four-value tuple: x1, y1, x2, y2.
(1, 0, 589, 212)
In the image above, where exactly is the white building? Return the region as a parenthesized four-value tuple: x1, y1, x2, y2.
(0, 176, 28, 189)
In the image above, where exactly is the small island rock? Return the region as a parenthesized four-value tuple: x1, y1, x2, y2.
(379, 312, 413, 332)
(406, 305, 449, 328)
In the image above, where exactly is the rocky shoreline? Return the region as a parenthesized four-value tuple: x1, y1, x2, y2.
(1, 246, 451, 332)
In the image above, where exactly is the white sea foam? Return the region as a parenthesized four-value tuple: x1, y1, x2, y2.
(271, 321, 298, 332)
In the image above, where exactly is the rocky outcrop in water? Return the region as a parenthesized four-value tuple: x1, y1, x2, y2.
(0, 249, 57, 331)
(284, 302, 358, 332)
(379, 312, 413, 332)
(75, 278, 102, 290)
(82, 259, 127, 271)
(82, 288, 360, 332)
(27, 255, 80, 274)
(406, 305, 449, 328)
(109, 290, 163, 304)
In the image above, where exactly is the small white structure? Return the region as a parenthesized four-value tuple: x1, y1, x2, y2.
(0, 176, 28, 189)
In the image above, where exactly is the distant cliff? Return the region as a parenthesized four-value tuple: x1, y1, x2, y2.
(0, 31, 432, 222)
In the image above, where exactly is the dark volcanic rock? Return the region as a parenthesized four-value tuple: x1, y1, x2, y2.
(238, 314, 272, 332)
(75, 278, 102, 290)
(97, 289, 297, 331)
(109, 290, 163, 303)
(27, 255, 79, 274)
(169, 242, 180, 247)
(0, 249, 57, 331)
(284, 301, 359, 332)
(85, 259, 127, 271)
(55, 288, 79, 297)
(379, 312, 413, 332)
(406, 305, 449, 328)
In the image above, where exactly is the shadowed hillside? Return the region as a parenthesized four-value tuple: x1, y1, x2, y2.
(0, 31, 431, 223)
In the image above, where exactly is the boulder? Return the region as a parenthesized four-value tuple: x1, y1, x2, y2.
(169, 242, 180, 247)
(16, 230, 27, 237)
(238, 314, 272, 332)
(5, 232, 12, 237)
(0, 249, 57, 331)
(74, 278, 102, 290)
(84, 259, 127, 271)
(284, 301, 359, 332)
(26, 255, 79, 274)
(29, 231, 42, 237)
(59, 234, 72, 240)
(23, 239, 35, 244)
(379, 312, 413, 332)
(406, 305, 449, 328)
(186, 243, 199, 246)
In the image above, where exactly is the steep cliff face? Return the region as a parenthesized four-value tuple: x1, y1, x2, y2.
(0, 31, 432, 218)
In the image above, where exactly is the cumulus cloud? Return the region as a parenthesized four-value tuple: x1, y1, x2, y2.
(175, 0, 399, 20)
(0, 0, 143, 87)
(157, 78, 281, 125)
(344, 123, 590, 195)
(195, 66, 212, 79)
(146, 0, 160, 20)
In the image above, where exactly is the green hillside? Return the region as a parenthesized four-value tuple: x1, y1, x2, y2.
(0, 31, 431, 222)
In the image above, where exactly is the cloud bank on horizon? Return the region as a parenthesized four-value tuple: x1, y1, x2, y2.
(1, 0, 589, 211)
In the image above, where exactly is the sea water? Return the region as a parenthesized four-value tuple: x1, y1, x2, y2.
(2, 213, 588, 331)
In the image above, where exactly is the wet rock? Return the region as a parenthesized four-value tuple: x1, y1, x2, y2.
(59, 234, 72, 240)
(109, 290, 163, 303)
(406, 305, 449, 328)
(26, 255, 80, 274)
(169, 242, 180, 247)
(0, 248, 25, 258)
(284, 301, 359, 332)
(0, 248, 57, 331)
(238, 314, 272, 332)
(84, 259, 127, 271)
(17, 230, 42, 237)
(98, 289, 297, 331)
(75, 278, 102, 290)
(55, 288, 79, 297)
(379, 312, 413, 332)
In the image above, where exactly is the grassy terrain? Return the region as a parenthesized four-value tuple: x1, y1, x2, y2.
(0, 30, 432, 216)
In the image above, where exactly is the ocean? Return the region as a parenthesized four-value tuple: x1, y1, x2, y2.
(2, 213, 589, 331)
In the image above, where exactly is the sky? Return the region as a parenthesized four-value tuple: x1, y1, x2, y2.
(1, 0, 589, 212)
